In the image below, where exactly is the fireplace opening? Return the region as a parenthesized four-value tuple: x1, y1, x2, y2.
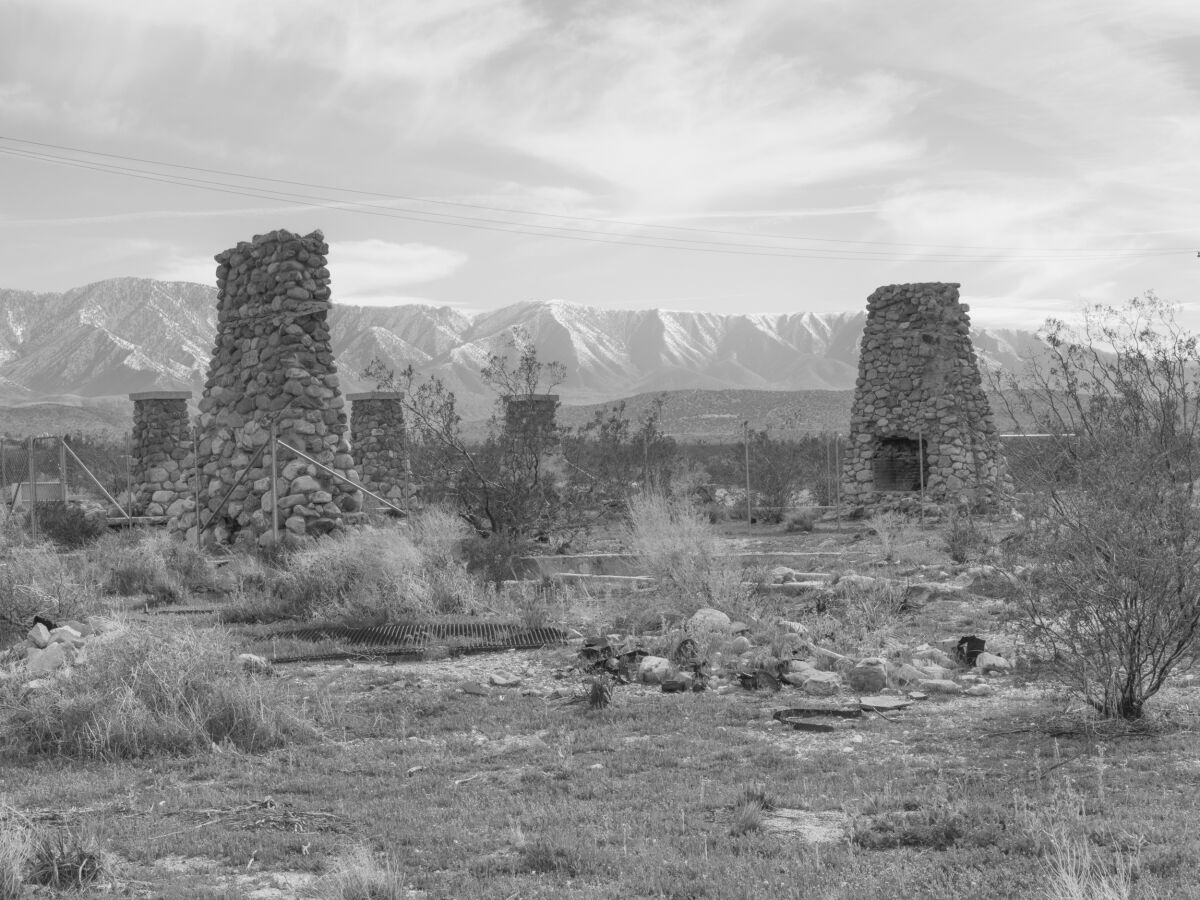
(873, 437, 928, 492)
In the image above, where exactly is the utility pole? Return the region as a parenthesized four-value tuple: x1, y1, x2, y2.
(743, 421, 752, 535)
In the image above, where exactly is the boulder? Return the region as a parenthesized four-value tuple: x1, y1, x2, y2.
(965, 683, 994, 697)
(888, 663, 928, 688)
(490, 672, 522, 688)
(912, 645, 954, 668)
(27, 623, 50, 649)
(802, 671, 842, 696)
(848, 658, 888, 693)
(237, 653, 272, 674)
(687, 608, 731, 634)
(975, 652, 1012, 673)
(638, 656, 672, 684)
(728, 636, 752, 654)
(770, 566, 798, 584)
(27, 642, 72, 676)
(48, 626, 83, 647)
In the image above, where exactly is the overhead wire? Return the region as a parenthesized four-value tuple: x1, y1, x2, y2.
(0, 135, 1190, 263)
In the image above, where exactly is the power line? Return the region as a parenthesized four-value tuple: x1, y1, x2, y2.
(3, 133, 1193, 253)
(0, 135, 1190, 262)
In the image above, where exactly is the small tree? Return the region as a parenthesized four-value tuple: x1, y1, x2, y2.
(1001, 294, 1200, 719)
(364, 333, 566, 538)
(561, 395, 678, 502)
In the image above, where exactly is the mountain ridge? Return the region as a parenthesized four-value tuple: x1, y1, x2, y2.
(0, 277, 1043, 422)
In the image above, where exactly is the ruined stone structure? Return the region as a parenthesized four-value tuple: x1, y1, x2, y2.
(348, 391, 413, 511)
(129, 391, 193, 518)
(502, 394, 559, 446)
(169, 229, 361, 548)
(841, 283, 1006, 506)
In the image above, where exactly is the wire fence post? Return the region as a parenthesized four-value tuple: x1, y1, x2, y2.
(743, 421, 752, 535)
(58, 436, 68, 500)
(270, 422, 279, 546)
(918, 431, 926, 525)
(125, 431, 133, 511)
(834, 433, 841, 533)
(27, 436, 37, 540)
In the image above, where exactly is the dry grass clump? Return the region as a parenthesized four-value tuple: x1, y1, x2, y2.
(96, 531, 214, 603)
(3, 621, 311, 758)
(270, 516, 486, 622)
(304, 845, 408, 900)
(626, 492, 753, 616)
(1044, 828, 1138, 900)
(0, 807, 31, 900)
(25, 826, 106, 891)
(0, 538, 105, 628)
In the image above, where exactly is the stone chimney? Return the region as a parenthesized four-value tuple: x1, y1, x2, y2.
(841, 283, 1006, 506)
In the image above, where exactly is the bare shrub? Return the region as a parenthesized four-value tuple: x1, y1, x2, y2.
(5, 621, 311, 758)
(626, 492, 753, 615)
(784, 509, 816, 533)
(1001, 297, 1200, 719)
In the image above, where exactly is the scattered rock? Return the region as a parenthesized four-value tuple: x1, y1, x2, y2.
(920, 679, 962, 694)
(965, 684, 994, 697)
(237, 653, 272, 674)
(770, 566, 798, 583)
(728, 621, 751, 635)
(975, 652, 1012, 673)
(907, 691, 928, 700)
(461, 682, 489, 696)
(489, 672, 522, 687)
(637, 656, 671, 684)
(912, 645, 954, 668)
(848, 658, 888, 693)
(728, 636, 752, 654)
(27, 642, 72, 676)
(48, 625, 83, 646)
(859, 695, 911, 713)
(801, 671, 842, 696)
(27, 623, 50, 649)
(888, 663, 928, 688)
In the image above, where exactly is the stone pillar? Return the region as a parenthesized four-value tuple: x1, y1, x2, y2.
(169, 228, 361, 549)
(348, 391, 413, 510)
(129, 391, 194, 519)
(841, 283, 1007, 507)
(502, 394, 559, 446)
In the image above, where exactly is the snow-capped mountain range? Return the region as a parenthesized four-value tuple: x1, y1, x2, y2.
(0, 277, 1041, 420)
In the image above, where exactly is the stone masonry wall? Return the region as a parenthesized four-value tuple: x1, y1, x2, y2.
(841, 283, 1006, 506)
(129, 391, 193, 518)
(348, 392, 413, 511)
(169, 229, 361, 549)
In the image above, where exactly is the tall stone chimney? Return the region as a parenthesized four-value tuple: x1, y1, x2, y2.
(841, 283, 1006, 506)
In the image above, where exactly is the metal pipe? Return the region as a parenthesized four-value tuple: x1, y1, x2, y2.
(275, 438, 405, 515)
(63, 443, 129, 519)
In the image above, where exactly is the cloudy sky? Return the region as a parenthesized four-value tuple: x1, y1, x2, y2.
(1, 0, 1198, 328)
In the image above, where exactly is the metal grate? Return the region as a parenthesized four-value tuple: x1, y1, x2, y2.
(260, 619, 568, 663)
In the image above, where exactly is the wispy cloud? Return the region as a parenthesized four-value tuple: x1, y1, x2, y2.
(151, 239, 467, 306)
